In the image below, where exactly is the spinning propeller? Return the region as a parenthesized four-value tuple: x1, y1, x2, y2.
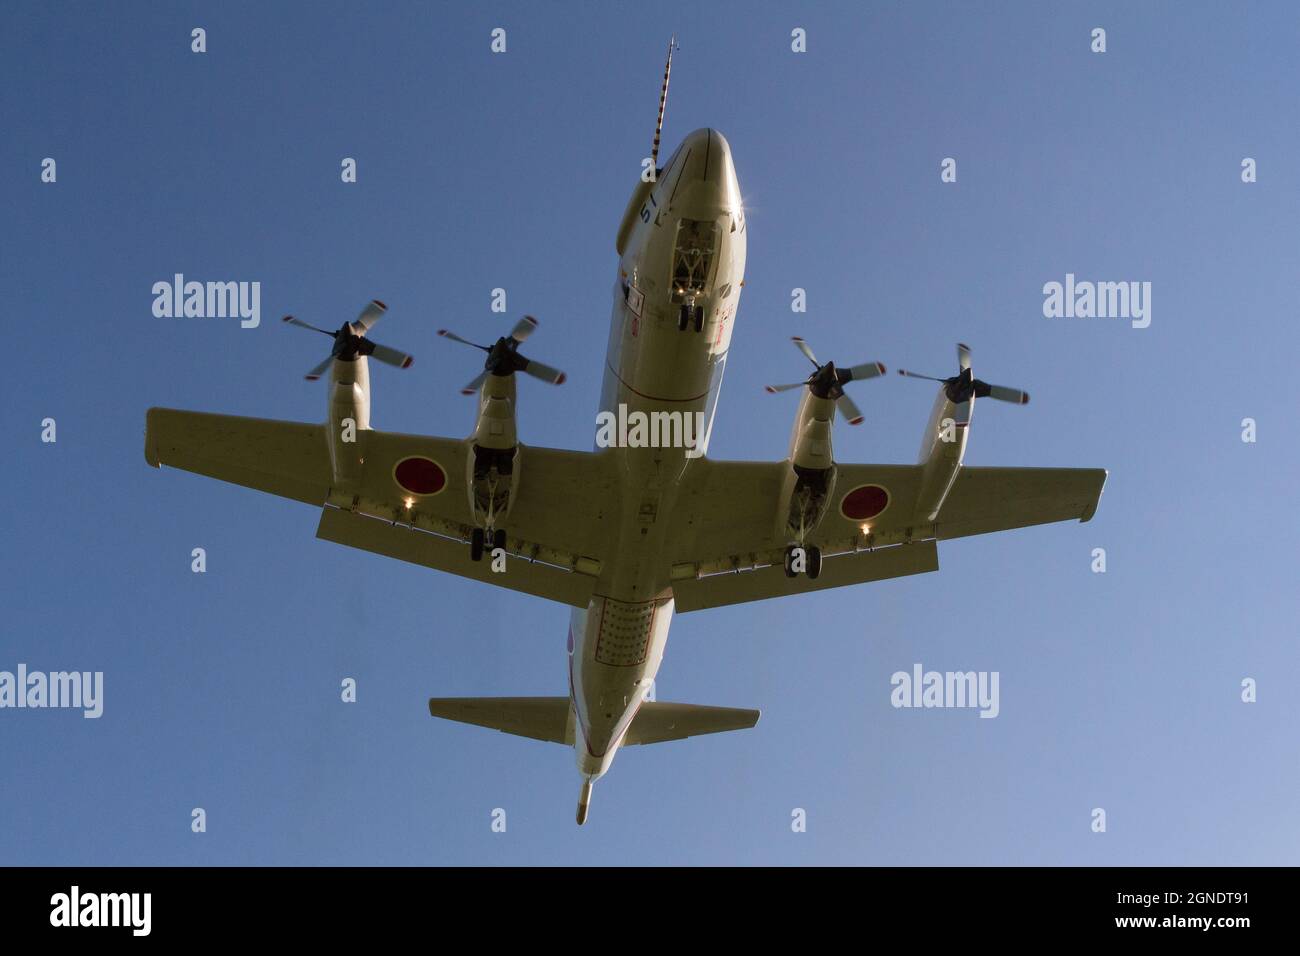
(897, 343, 1029, 425)
(282, 300, 414, 381)
(764, 336, 887, 425)
(438, 316, 567, 396)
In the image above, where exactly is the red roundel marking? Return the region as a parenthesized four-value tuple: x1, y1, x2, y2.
(841, 484, 889, 521)
(394, 457, 446, 496)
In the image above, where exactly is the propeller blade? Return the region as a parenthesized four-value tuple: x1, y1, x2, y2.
(791, 336, 819, 367)
(958, 343, 971, 371)
(354, 299, 387, 332)
(438, 329, 489, 351)
(520, 357, 567, 386)
(283, 315, 335, 337)
(510, 315, 539, 343)
(844, 361, 887, 382)
(460, 369, 489, 396)
(304, 356, 333, 381)
(763, 382, 806, 394)
(897, 369, 947, 383)
(836, 392, 865, 426)
(367, 341, 414, 370)
(984, 384, 1030, 405)
(953, 400, 972, 426)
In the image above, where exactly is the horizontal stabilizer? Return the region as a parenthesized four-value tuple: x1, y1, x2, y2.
(427, 697, 573, 745)
(625, 701, 760, 745)
(427, 697, 759, 748)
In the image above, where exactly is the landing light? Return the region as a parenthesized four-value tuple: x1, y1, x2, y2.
(860, 524, 871, 535)
(403, 497, 414, 510)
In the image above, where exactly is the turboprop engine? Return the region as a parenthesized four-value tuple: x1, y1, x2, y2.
(282, 300, 414, 497)
(897, 343, 1029, 523)
(437, 315, 566, 560)
(764, 336, 886, 577)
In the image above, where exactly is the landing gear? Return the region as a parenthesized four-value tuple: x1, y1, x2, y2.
(783, 544, 822, 579)
(471, 526, 506, 562)
(677, 300, 704, 332)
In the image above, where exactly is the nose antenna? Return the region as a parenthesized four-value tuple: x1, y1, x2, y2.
(651, 35, 676, 175)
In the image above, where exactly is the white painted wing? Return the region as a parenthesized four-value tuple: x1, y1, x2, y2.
(931, 466, 1107, 539)
(666, 457, 1105, 611)
(144, 408, 615, 607)
(145, 408, 332, 504)
(338, 429, 617, 566)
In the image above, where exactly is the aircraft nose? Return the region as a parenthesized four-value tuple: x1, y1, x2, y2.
(672, 128, 740, 214)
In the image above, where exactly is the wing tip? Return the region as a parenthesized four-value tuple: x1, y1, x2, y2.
(143, 407, 169, 467)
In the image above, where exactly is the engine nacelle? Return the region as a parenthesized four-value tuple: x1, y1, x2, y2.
(327, 356, 371, 495)
(912, 390, 969, 523)
(774, 390, 839, 541)
(466, 373, 519, 528)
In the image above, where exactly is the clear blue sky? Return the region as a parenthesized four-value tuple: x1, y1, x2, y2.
(2, 1, 1296, 865)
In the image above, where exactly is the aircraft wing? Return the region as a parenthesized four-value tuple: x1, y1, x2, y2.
(144, 408, 333, 505)
(666, 457, 1105, 611)
(145, 408, 615, 608)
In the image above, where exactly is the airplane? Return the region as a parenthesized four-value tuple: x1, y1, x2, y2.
(144, 40, 1106, 825)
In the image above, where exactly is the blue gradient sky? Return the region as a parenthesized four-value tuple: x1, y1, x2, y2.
(2, 1, 1297, 865)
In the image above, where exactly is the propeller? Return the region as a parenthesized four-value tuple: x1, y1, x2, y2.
(438, 315, 567, 396)
(897, 342, 1029, 423)
(763, 336, 887, 425)
(282, 300, 413, 381)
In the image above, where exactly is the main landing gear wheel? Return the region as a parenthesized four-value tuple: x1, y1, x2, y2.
(783, 546, 799, 579)
(492, 528, 506, 550)
(783, 544, 822, 579)
(806, 545, 822, 580)
(470, 528, 485, 562)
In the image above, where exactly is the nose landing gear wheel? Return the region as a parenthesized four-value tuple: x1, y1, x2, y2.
(470, 528, 485, 562)
(492, 528, 506, 550)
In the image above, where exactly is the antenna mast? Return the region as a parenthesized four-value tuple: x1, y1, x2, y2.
(651, 36, 676, 174)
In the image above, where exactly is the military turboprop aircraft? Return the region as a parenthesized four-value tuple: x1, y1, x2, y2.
(144, 41, 1105, 825)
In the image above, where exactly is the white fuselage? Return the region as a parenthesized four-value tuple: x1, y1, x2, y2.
(568, 129, 746, 781)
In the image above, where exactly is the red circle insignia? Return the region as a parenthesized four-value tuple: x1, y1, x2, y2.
(393, 457, 446, 496)
(840, 484, 889, 521)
